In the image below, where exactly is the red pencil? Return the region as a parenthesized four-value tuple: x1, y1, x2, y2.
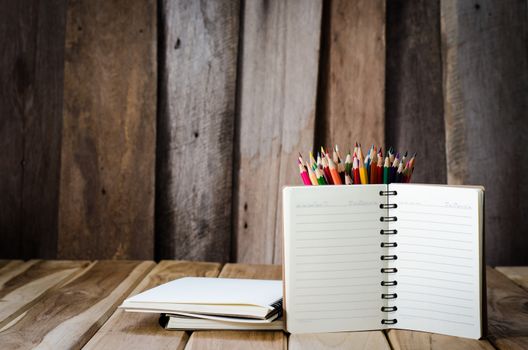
(353, 156, 361, 185)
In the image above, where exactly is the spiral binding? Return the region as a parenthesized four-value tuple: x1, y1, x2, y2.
(380, 188, 398, 325)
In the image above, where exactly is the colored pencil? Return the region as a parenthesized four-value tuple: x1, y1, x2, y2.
(299, 161, 311, 185)
(297, 144, 416, 185)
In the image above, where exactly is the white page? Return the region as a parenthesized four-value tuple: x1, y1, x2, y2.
(122, 277, 281, 308)
(283, 185, 386, 333)
(389, 184, 483, 339)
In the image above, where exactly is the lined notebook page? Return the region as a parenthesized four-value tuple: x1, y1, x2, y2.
(283, 185, 386, 333)
(390, 184, 484, 339)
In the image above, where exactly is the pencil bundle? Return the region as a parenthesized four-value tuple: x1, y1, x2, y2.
(297, 144, 416, 185)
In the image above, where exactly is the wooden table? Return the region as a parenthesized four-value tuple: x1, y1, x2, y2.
(0, 260, 527, 349)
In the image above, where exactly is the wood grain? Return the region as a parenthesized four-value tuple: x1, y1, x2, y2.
(0, 260, 89, 327)
(0, 0, 66, 259)
(386, 329, 494, 350)
(233, 0, 322, 264)
(58, 0, 156, 259)
(385, 0, 446, 184)
(495, 267, 528, 291)
(290, 332, 390, 350)
(0, 260, 153, 349)
(441, 0, 528, 265)
(156, 0, 239, 263)
(185, 263, 285, 350)
(317, 0, 385, 148)
(84, 261, 222, 350)
(486, 267, 528, 349)
(219, 263, 282, 280)
(0, 260, 24, 271)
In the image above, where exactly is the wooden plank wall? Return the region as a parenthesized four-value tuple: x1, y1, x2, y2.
(0, 0, 527, 265)
(0, 0, 67, 259)
(156, 0, 239, 262)
(441, 0, 528, 265)
(233, 0, 322, 264)
(386, 0, 446, 184)
(58, 0, 156, 259)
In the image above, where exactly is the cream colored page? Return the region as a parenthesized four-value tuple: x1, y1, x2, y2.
(283, 185, 386, 333)
(390, 184, 483, 339)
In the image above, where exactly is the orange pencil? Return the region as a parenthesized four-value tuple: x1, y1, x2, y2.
(326, 153, 342, 185)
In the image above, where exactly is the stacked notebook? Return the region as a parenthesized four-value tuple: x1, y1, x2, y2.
(120, 277, 283, 330)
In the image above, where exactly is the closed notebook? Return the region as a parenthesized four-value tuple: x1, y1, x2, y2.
(160, 314, 284, 330)
(120, 277, 282, 320)
(283, 184, 485, 339)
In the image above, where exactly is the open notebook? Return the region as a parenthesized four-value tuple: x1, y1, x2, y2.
(283, 184, 485, 339)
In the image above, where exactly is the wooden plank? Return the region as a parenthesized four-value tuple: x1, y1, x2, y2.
(218, 263, 282, 280)
(290, 332, 391, 350)
(495, 267, 528, 291)
(233, 0, 322, 264)
(0, 260, 154, 349)
(486, 267, 528, 349)
(0, 0, 66, 259)
(58, 0, 156, 259)
(84, 261, 222, 350)
(185, 263, 285, 350)
(316, 0, 385, 148)
(0, 260, 24, 271)
(0, 260, 89, 327)
(156, 0, 239, 262)
(441, 0, 528, 265)
(386, 330, 494, 350)
(385, 0, 446, 184)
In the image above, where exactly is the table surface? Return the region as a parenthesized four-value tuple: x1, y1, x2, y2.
(0, 260, 527, 349)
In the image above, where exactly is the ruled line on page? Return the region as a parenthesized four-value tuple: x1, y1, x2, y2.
(400, 306, 474, 318)
(296, 228, 378, 232)
(295, 282, 377, 289)
(295, 251, 379, 257)
(298, 315, 380, 321)
(398, 259, 472, 268)
(296, 220, 377, 225)
(397, 274, 474, 285)
(395, 235, 471, 243)
(295, 275, 374, 281)
(396, 290, 473, 301)
(295, 306, 376, 313)
(397, 219, 472, 227)
(395, 210, 471, 218)
(295, 259, 374, 265)
(398, 313, 475, 326)
(295, 299, 380, 306)
(396, 226, 472, 234)
(295, 211, 380, 216)
(295, 267, 380, 273)
(397, 267, 473, 277)
(398, 251, 473, 259)
(295, 291, 374, 297)
(401, 282, 473, 293)
(398, 243, 472, 251)
(398, 299, 473, 310)
(296, 243, 379, 249)
(398, 203, 473, 210)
